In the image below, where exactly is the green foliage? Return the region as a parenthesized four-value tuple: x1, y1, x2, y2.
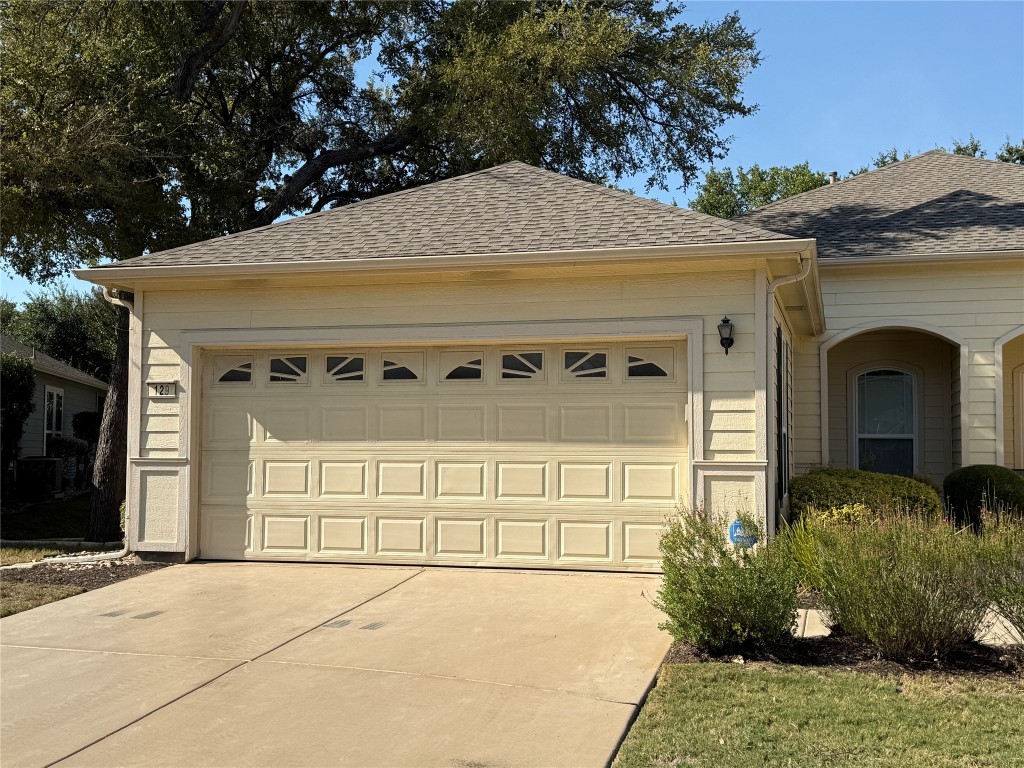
(951, 134, 985, 158)
(656, 511, 799, 654)
(2, 0, 763, 282)
(0, 352, 35, 470)
(2, 287, 117, 381)
(45, 436, 89, 460)
(943, 465, 1024, 527)
(981, 517, 1024, 638)
(786, 517, 996, 661)
(790, 467, 943, 522)
(72, 411, 103, 445)
(996, 138, 1024, 164)
(690, 162, 826, 218)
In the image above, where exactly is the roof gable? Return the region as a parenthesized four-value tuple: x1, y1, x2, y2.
(741, 151, 1024, 259)
(0, 335, 108, 390)
(99, 162, 791, 270)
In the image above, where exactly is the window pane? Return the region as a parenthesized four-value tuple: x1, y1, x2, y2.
(45, 392, 54, 431)
(858, 370, 913, 435)
(55, 394, 63, 433)
(858, 438, 914, 476)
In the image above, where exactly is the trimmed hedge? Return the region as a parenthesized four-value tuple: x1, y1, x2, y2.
(944, 465, 1024, 527)
(791, 467, 943, 522)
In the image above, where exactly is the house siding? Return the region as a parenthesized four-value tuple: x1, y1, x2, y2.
(134, 259, 765, 553)
(794, 260, 1024, 475)
(1003, 334, 1024, 469)
(20, 372, 106, 457)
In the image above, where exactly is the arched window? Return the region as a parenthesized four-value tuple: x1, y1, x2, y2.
(855, 368, 915, 476)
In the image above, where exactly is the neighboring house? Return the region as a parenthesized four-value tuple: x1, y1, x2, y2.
(75, 151, 1023, 570)
(0, 335, 108, 457)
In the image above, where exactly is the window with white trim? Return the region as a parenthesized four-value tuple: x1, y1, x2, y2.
(325, 354, 365, 382)
(856, 368, 915, 476)
(501, 352, 544, 380)
(269, 355, 308, 383)
(44, 385, 64, 453)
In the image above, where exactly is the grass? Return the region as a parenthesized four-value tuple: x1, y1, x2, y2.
(0, 493, 92, 539)
(0, 546, 80, 566)
(0, 581, 85, 617)
(614, 664, 1024, 768)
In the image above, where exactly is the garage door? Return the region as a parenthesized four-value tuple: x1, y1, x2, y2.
(199, 341, 687, 571)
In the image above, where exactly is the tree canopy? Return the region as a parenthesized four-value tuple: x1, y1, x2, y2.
(2, 0, 763, 279)
(691, 136, 1024, 218)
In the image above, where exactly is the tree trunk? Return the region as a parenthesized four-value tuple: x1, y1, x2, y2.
(87, 301, 130, 543)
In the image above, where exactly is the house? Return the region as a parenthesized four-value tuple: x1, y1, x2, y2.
(75, 151, 1023, 570)
(0, 334, 108, 457)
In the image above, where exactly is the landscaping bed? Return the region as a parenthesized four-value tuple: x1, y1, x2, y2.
(1, 555, 170, 617)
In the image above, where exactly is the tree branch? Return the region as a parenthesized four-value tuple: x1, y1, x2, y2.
(253, 126, 419, 226)
(171, 0, 248, 103)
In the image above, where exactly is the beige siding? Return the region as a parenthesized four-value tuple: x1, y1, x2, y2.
(1004, 334, 1024, 469)
(135, 262, 763, 552)
(794, 260, 1024, 474)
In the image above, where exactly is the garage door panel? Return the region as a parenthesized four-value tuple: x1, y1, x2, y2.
(200, 341, 686, 570)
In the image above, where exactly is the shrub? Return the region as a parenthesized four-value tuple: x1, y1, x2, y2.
(790, 467, 942, 522)
(72, 411, 103, 445)
(0, 352, 35, 472)
(944, 465, 1024, 528)
(786, 517, 993, 661)
(981, 517, 1024, 641)
(46, 436, 90, 488)
(656, 511, 799, 655)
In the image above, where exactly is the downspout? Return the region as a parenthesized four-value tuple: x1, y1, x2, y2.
(765, 255, 812, 536)
(3, 288, 138, 569)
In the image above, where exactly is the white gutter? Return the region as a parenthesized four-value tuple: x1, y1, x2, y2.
(74, 239, 817, 286)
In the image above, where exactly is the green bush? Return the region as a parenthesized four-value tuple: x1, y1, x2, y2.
(981, 518, 1024, 641)
(45, 436, 89, 459)
(0, 352, 35, 472)
(944, 465, 1024, 528)
(656, 512, 799, 655)
(786, 517, 994, 661)
(791, 467, 942, 522)
(72, 410, 103, 445)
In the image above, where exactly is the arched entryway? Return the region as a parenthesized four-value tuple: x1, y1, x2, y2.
(996, 326, 1024, 470)
(820, 321, 966, 485)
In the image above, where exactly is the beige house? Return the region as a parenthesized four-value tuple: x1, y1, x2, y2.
(77, 151, 1023, 571)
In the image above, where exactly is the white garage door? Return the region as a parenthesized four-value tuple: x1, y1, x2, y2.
(199, 341, 687, 571)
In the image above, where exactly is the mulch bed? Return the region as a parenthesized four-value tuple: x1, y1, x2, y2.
(663, 634, 1023, 681)
(1, 556, 171, 592)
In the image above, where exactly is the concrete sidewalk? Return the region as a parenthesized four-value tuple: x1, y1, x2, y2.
(1, 563, 670, 768)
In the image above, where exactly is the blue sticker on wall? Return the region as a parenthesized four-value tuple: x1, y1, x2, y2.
(728, 519, 758, 548)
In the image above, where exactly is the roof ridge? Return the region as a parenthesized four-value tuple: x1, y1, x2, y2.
(513, 163, 792, 240)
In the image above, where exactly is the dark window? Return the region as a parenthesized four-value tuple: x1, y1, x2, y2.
(445, 358, 483, 380)
(326, 355, 365, 381)
(627, 355, 668, 378)
(383, 360, 419, 380)
(218, 361, 252, 382)
(564, 351, 607, 378)
(269, 356, 307, 382)
(501, 352, 543, 380)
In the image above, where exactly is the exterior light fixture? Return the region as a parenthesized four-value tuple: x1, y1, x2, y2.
(718, 316, 735, 355)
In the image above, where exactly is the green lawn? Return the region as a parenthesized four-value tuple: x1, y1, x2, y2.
(0, 581, 85, 617)
(0, 494, 93, 540)
(614, 664, 1024, 768)
(0, 546, 74, 567)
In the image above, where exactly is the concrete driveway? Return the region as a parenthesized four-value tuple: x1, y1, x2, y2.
(1, 563, 670, 768)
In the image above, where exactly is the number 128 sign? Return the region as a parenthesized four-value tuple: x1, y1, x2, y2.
(147, 381, 177, 399)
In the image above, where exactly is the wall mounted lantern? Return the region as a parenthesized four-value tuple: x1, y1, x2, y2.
(718, 316, 735, 355)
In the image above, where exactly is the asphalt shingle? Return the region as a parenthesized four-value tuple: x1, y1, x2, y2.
(0, 335, 108, 389)
(740, 151, 1024, 260)
(98, 162, 792, 270)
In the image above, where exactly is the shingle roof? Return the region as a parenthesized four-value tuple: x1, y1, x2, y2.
(740, 150, 1024, 260)
(0, 335, 108, 389)
(98, 161, 792, 270)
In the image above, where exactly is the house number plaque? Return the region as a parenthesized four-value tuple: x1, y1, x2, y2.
(147, 381, 177, 399)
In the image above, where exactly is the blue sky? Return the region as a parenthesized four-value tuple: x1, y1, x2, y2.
(3, 0, 1021, 305)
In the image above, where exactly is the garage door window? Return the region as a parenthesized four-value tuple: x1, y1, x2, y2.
(381, 352, 423, 382)
(269, 356, 308, 383)
(626, 348, 673, 378)
(215, 355, 254, 383)
(326, 354, 365, 382)
(564, 351, 607, 379)
(441, 352, 484, 381)
(501, 352, 544, 380)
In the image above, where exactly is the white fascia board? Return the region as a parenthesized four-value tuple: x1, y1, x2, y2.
(819, 249, 1024, 268)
